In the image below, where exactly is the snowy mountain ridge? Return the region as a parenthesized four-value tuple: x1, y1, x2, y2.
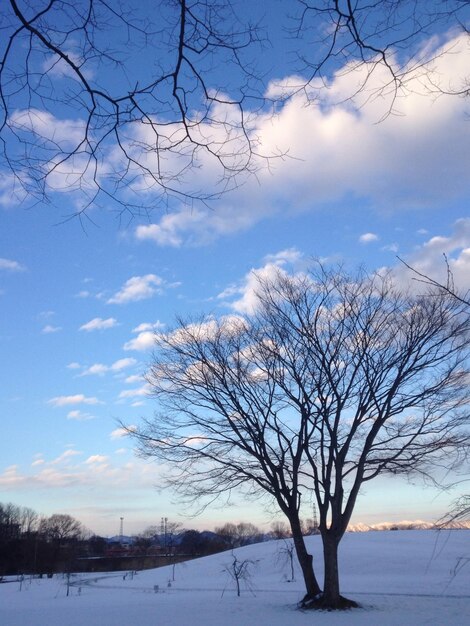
(347, 519, 470, 532)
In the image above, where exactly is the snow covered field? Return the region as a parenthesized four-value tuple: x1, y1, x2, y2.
(2, 530, 469, 626)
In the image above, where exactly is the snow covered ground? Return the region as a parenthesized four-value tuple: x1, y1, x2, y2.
(2, 530, 469, 625)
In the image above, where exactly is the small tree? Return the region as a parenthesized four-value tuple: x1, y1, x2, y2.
(130, 264, 470, 609)
(223, 553, 256, 597)
(276, 539, 296, 582)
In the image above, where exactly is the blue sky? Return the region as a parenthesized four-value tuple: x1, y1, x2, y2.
(1, 2, 469, 536)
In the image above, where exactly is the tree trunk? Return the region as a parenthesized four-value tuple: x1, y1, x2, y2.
(288, 516, 322, 599)
(322, 533, 340, 606)
(320, 532, 358, 610)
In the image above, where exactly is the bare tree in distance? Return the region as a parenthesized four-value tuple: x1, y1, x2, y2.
(215, 522, 262, 548)
(38, 513, 87, 574)
(270, 521, 291, 540)
(39, 513, 86, 544)
(1, 1, 468, 216)
(127, 263, 470, 609)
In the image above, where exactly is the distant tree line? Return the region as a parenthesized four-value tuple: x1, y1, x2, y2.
(0, 501, 320, 576)
(132, 520, 318, 557)
(0, 502, 87, 576)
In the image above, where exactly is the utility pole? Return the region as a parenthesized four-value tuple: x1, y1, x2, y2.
(312, 502, 319, 533)
(161, 517, 168, 554)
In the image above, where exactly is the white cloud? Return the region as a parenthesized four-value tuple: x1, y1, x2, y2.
(0, 257, 26, 271)
(0, 175, 28, 208)
(66, 410, 95, 421)
(107, 274, 164, 304)
(50, 449, 82, 465)
(265, 74, 312, 100)
(80, 364, 108, 377)
(38, 310, 55, 319)
(131, 33, 470, 248)
(110, 426, 136, 440)
(85, 455, 108, 465)
(132, 321, 165, 333)
(111, 358, 137, 371)
(263, 248, 304, 267)
(67, 362, 81, 370)
(123, 331, 156, 351)
(393, 218, 470, 293)
(10, 109, 86, 148)
(0, 454, 157, 491)
(124, 374, 144, 384)
(162, 317, 248, 353)
(359, 233, 379, 244)
(38, 310, 55, 320)
(41, 324, 62, 334)
(134, 204, 260, 248)
(135, 222, 184, 247)
(80, 358, 137, 377)
(42, 51, 94, 81)
(0, 465, 24, 487)
(7, 111, 96, 198)
(118, 384, 151, 400)
(79, 317, 118, 331)
(48, 394, 102, 407)
(217, 249, 306, 315)
(124, 321, 165, 351)
(220, 263, 290, 315)
(382, 243, 399, 253)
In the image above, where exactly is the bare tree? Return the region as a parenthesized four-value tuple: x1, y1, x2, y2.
(17, 507, 39, 536)
(215, 522, 262, 548)
(270, 521, 291, 540)
(223, 552, 257, 597)
(276, 539, 296, 582)
(127, 263, 470, 609)
(1, 2, 468, 214)
(39, 514, 84, 544)
(38, 513, 86, 574)
(134, 526, 157, 553)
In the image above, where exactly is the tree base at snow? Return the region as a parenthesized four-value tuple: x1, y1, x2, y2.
(299, 593, 359, 611)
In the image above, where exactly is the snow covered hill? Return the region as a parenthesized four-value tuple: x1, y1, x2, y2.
(2, 530, 469, 626)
